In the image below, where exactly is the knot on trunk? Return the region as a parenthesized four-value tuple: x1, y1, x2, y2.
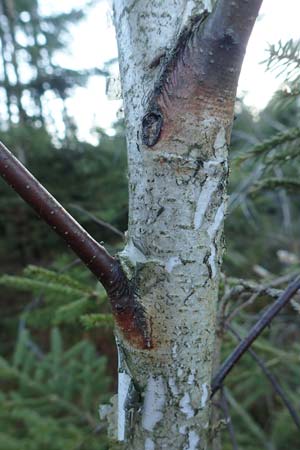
(142, 108, 163, 147)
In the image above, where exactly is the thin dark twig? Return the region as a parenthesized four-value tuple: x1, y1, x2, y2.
(220, 387, 239, 450)
(211, 275, 300, 397)
(225, 287, 283, 323)
(59, 258, 81, 273)
(228, 325, 300, 431)
(220, 271, 299, 323)
(0, 140, 125, 293)
(219, 284, 245, 325)
(69, 203, 124, 239)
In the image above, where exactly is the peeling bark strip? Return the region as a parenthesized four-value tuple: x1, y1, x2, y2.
(0, 140, 151, 349)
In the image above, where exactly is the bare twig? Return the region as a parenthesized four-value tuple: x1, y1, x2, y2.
(211, 275, 300, 396)
(219, 284, 246, 323)
(260, 271, 300, 288)
(225, 287, 281, 323)
(220, 271, 300, 324)
(228, 325, 300, 431)
(69, 203, 124, 239)
(220, 387, 239, 450)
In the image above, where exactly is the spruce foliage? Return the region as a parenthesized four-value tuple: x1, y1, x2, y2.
(0, 262, 112, 328)
(220, 38, 300, 449)
(0, 2, 120, 448)
(0, 328, 110, 450)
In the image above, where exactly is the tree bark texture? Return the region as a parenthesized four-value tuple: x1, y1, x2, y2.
(111, 1, 262, 449)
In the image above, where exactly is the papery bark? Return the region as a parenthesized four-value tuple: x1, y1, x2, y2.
(111, 1, 262, 448)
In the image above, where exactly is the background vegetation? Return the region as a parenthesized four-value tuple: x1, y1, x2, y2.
(0, 1, 299, 449)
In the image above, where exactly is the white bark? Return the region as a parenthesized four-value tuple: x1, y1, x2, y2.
(112, 1, 229, 448)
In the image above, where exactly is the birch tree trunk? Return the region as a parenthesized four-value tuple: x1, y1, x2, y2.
(109, 1, 262, 448)
(0, 0, 262, 448)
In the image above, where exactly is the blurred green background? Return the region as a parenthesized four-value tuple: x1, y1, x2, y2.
(0, 1, 299, 449)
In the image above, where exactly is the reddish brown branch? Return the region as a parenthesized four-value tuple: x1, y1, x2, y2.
(195, 0, 263, 103)
(142, 0, 263, 147)
(211, 275, 300, 397)
(0, 140, 151, 349)
(0, 140, 117, 289)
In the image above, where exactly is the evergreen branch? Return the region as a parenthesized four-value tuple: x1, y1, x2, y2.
(220, 387, 239, 450)
(225, 390, 269, 445)
(265, 39, 300, 73)
(291, 298, 300, 314)
(80, 313, 114, 329)
(211, 275, 300, 396)
(0, 275, 89, 298)
(0, 140, 126, 294)
(54, 299, 94, 325)
(236, 127, 300, 162)
(250, 177, 300, 194)
(24, 265, 88, 290)
(272, 79, 300, 102)
(0, 357, 98, 428)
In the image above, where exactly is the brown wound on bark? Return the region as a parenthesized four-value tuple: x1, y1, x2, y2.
(114, 304, 153, 350)
(141, 3, 262, 148)
(107, 261, 153, 349)
(141, 12, 210, 148)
